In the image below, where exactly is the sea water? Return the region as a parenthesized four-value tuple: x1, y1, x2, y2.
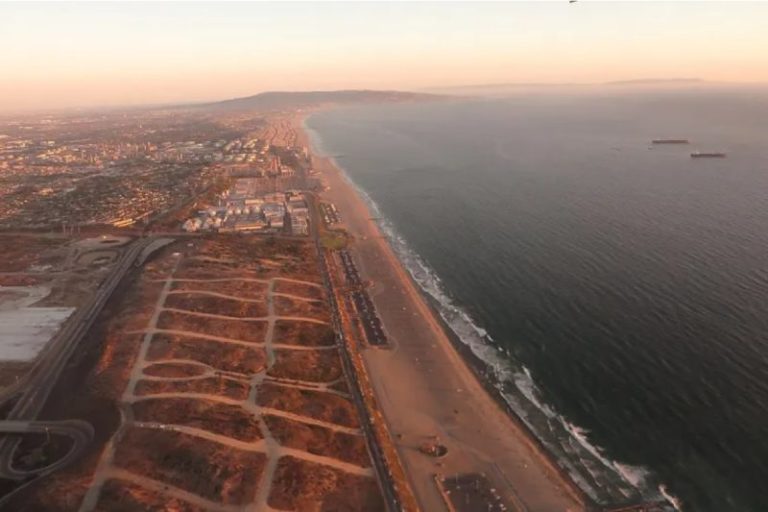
(306, 85, 768, 511)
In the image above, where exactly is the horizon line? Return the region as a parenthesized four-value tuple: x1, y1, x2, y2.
(3, 78, 768, 117)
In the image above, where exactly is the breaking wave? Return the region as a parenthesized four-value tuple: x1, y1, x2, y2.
(305, 118, 677, 509)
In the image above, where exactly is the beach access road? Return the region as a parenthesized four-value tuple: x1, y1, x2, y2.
(306, 132, 585, 511)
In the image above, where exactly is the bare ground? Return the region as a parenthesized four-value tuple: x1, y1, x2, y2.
(268, 349, 343, 383)
(164, 293, 268, 318)
(131, 397, 262, 442)
(274, 295, 329, 321)
(145, 333, 266, 374)
(134, 377, 250, 400)
(258, 383, 360, 428)
(94, 479, 208, 512)
(156, 311, 267, 344)
(265, 416, 370, 468)
(113, 427, 266, 505)
(267, 456, 384, 512)
(142, 362, 208, 378)
(273, 320, 336, 347)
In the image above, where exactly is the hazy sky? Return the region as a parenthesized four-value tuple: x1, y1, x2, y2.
(2, 1, 768, 112)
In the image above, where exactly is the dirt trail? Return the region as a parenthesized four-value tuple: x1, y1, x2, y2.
(79, 259, 180, 512)
(167, 289, 267, 303)
(264, 377, 350, 398)
(251, 279, 279, 511)
(160, 307, 329, 325)
(272, 292, 322, 303)
(79, 272, 372, 511)
(141, 359, 251, 381)
(134, 328, 266, 348)
(105, 467, 242, 512)
(155, 276, 321, 288)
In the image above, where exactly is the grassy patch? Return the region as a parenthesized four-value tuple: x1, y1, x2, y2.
(320, 231, 348, 251)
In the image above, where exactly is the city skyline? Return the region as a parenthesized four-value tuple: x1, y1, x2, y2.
(2, 1, 768, 112)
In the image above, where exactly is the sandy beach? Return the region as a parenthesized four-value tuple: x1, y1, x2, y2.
(296, 114, 586, 512)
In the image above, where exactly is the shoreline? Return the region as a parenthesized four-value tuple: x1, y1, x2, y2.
(310, 128, 596, 507)
(296, 111, 589, 512)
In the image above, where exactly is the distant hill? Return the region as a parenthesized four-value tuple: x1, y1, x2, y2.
(605, 78, 704, 86)
(425, 78, 708, 96)
(424, 82, 582, 96)
(197, 89, 444, 112)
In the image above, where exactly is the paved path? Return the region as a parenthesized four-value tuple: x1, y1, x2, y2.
(79, 271, 375, 511)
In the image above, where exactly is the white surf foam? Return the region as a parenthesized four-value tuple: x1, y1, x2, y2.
(515, 366, 557, 419)
(304, 115, 673, 508)
(660, 485, 684, 511)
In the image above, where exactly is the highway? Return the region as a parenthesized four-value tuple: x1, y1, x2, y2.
(0, 420, 94, 479)
(0, 237, 153, 483)
(308, 193, 405, 512)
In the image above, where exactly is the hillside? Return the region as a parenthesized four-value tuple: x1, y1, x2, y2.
(198, 90, 443, 112)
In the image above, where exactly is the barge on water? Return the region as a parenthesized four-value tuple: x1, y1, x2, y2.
(652, 139, 689, 144)
(691, 151, 726, 158)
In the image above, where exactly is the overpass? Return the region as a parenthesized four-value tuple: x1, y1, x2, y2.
(0, 237, 164, 487)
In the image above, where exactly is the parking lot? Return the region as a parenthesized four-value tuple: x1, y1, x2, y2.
(337, 249, 388, 346)
(320, 202, 341, 226)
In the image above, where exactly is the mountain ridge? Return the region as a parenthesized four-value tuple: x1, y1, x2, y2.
(196, 89, 445, 111)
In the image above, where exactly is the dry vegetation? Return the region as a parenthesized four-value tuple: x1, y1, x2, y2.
(146, 333, 266, 374)
(274, 279, 325, 300)
(268, 456, 385, 512)
(113, 427, 266, 505)
(268, 348, 343, 382)
(274, 319, 336, 346)
(156, 310, 267, 343)
(171, 279, 267, 299)
(165, 292, 268, 317)
(142, 362, 207, 378)
(173, 235, 321, 282)
(0, 234, 68, 272)
(134, 376, 250, 400)
(274, 295, 330, 321)
(95, 479, 207, 512)
(5, 235, 383, 511)
(265, 416, 371, 467)
(131, 398, 262, 441)
(0, 243, 178, 510)
(258, 382, 360, 428)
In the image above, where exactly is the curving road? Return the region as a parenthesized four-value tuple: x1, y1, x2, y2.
(0, 238, 158, 484)
(0, 420, 94, 479)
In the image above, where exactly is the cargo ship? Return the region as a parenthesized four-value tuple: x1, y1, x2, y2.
(691, 151, 726, 158)
(652, 139, 689, 144)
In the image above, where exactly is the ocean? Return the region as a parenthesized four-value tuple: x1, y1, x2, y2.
(305, 86, 768, 512)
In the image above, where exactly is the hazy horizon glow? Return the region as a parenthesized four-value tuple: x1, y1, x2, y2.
(2, 1, 768, 112)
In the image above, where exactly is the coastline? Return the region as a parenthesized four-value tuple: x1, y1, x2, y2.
(296, 111, 588, 512)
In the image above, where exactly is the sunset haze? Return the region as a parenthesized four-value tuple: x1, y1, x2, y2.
(2, 1, 768, 112)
